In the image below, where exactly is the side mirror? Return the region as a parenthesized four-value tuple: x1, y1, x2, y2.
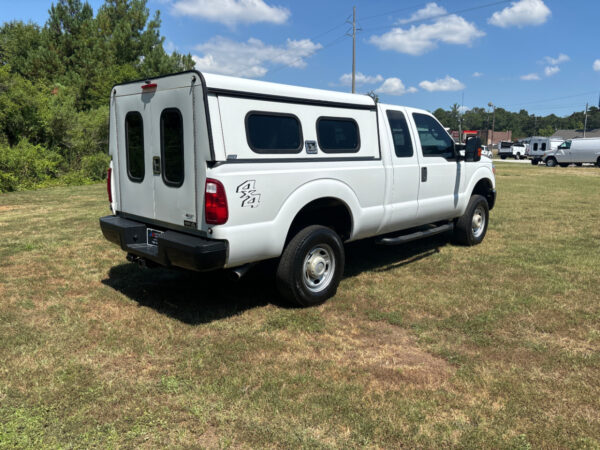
(465, 136, 482, 162)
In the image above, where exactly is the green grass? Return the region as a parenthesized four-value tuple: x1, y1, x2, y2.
(1, 163, 599, 448)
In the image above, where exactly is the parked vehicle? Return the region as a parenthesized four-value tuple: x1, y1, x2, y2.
(481, 145, 492, 159)
(527, 137, 563, 164)
(539, 138, 600, 167)
(498, 141, 526, 159)
(100, 71, 496, 306)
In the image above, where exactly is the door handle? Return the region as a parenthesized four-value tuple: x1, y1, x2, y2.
(421, 167, 427, 182)
(152, 156, 161, 175)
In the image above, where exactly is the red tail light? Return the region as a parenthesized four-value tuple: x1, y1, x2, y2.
(107, 167, 112, 203)
(205, 179, 228, 225)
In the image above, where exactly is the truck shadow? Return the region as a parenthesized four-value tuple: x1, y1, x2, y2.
(101, 233, 450, 325)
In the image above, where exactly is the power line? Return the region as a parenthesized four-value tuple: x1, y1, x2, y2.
(361, 0, 511, 32)
(499, 90, 598, 109)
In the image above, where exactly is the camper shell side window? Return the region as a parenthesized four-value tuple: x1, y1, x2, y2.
(125, 111, 145, 182)
(316, 117, 360, 153)
(245, 112, 303, 154)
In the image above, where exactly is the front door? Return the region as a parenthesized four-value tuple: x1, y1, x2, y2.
(410, 112, 464, 222)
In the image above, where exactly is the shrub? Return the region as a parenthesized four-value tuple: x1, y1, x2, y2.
(0, 139, 63, 192)
(81, 152, 110, 181)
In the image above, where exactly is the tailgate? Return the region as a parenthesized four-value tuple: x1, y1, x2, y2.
(110, 72, 211, 231)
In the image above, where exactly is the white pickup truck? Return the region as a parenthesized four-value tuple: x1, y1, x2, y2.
(100, 71, 496, 306)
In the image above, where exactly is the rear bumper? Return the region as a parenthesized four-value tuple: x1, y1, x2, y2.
(100, 215, 227, 272)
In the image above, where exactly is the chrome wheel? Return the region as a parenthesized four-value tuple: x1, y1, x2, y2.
(472, 206, 486, 238)
(303, 244, 335, 293)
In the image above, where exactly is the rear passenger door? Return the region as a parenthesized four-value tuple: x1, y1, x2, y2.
(384, 108, 420, 228)
(411, 112, 464, 222)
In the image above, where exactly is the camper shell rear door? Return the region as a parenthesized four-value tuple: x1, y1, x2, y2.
(111, 72, 211, 231)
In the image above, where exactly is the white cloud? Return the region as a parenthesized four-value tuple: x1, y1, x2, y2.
(544, 53, 569, 65)
(339, 72, 383, 86)
(521, 73, 541, 80)
(472, 72, 483, 77)
(544, 65, 559, 77)
(397, 2, 446, 24)
(418, 75, 465, 92)
(458, 106, 470, 113)
(369, 14, 484, 56)
(192, 37, 321, 78)
(172, 0, 289, 26)
(375, 78, 418, 96)
(488, 0, 551, 28)
(593, 59, 600, 71)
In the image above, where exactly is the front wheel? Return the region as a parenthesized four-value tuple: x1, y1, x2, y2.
(546, 157, 557, 167)
(454, 195, 489, 246)
(276, 225, 345, 307)
(596, 157, 600, 168)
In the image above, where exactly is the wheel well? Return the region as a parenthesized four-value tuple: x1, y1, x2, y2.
(286, 198, 353, 244)
(472, 178, 495, 210)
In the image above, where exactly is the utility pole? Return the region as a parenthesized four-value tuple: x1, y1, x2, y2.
(351, 6, 356, 93)
(488, 102, 495, 148)
(584, 102, 588, 137)
(459, 91, 464, 144)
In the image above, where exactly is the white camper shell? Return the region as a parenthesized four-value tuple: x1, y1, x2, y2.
(527, 137, 563, 163)
(100, 71, 496, 306)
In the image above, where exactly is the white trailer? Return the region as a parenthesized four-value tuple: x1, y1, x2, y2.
(100, 71, 496, 306)
(528, 137, 564, 163)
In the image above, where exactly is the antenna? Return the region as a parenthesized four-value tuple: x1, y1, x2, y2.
(346, 7, 361, 93)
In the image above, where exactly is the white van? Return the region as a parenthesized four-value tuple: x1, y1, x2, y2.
(542, 138, 600, 167)
(100, 71, 496, 306)
(528, 137, 563, 163)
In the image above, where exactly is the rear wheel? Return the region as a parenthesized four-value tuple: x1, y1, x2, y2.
(500, 155, 507, 160)
(453, 195, 489, 246)
(575, 163, 583, 167)
(531, 159, 539, 165)
(559, 163, 569, 167)
(276, 225, 344, 307)
(596, 157, 600, 168)
(546, 157, 557, 167)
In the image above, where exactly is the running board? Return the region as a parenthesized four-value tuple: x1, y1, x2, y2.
(376, 223, 454, 246)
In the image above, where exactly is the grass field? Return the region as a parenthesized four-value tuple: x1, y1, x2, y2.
(1, 163, 599, 448)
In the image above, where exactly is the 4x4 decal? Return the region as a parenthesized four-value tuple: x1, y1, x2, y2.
(236, 180, 261, 208)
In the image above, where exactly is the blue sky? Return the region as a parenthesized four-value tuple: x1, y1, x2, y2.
(4, 0, 600, 116)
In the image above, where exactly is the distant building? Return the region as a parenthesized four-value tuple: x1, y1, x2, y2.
(551, 129, 600, 139)
(450, 129, 512, 146)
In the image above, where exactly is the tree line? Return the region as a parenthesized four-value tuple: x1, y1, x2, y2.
(0, 0, 193, 192)
(433, 103, 600, 139)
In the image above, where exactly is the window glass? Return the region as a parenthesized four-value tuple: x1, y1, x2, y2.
(246, 113, 302, 154)
(386, 110, 413, 157)
(563, 140, 571, 149)
(412, 113, 455, 158)
(533, 143, 538, 150)
(541, 143, 546, 151)
(161, 108, 184, 186)
(125, 112, 144, 182)
(317, 118, 360, 153)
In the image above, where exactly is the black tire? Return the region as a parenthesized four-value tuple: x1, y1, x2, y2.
(596, 157, 600, 168)
(276, 225, 344, 307)
(546, 157, 557, 167)
(453, 195, 489, 246)
(575, 163, 583, 167)
(500, 155, 507, 160)
(559, 163, 569, 167)
(515, 153, 521, 159)
(531, 159, 539, 165)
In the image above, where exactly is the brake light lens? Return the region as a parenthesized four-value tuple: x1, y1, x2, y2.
(107, 167, 112, 203)
(142, 83, 157, 90)
(205, 179, 228, 225)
